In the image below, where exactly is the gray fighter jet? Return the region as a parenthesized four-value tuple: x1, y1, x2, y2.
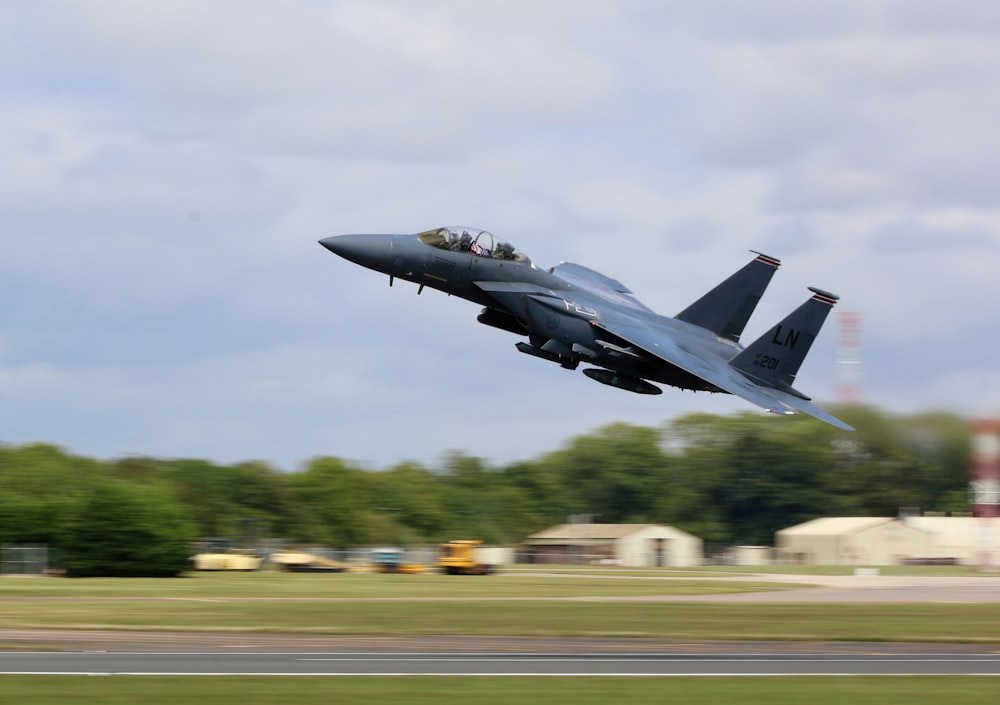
(319, 226, 853, 431)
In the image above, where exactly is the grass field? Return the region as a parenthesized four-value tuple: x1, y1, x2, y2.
(1, 676, 998, 705)
(3, 599, 1000, 641)
(0, 570, 795, 598)
(1, 570, 999, 642)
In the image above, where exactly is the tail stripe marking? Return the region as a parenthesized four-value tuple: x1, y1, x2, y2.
(752, 253, 781, 268)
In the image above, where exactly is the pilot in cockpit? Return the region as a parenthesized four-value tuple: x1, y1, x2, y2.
(494, 241, 515, 260)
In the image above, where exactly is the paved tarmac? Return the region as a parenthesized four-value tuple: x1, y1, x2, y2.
(2, 648, 1000, 676)
(3, 629, 999, 654)
(633, 573, 1000, 603)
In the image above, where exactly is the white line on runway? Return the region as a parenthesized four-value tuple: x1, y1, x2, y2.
(3, 672, 1000, 677)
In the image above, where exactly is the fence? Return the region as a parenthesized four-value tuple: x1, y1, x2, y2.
(2, 544, 50, 575)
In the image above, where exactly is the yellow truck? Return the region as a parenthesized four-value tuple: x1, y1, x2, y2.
(436, 539, 494, 575)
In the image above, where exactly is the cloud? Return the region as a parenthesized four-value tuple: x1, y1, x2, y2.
(2, 1, 999, 469)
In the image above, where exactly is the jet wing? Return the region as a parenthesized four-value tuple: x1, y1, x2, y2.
(473, 281, 557, 296)
(550, 262, 653, 312)
(595, 320, 855, 431)
(472, 280, 567, 313)
(761, 389, 856, 431)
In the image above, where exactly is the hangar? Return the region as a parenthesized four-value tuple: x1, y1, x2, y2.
(523, 523, 703, 567)
(776, 517, 933, 565)
(776, 516, 999, 566)
(903, 515, 994, 565)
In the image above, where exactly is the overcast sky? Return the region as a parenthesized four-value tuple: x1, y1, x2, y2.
(3, 1, 999, 470)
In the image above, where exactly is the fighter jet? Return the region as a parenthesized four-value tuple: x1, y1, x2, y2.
(319, 226, 853, 431)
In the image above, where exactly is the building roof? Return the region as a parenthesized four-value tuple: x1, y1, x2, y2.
(904, 516, 983, 535)
(525, 523, 695, 542)
(777, 517, 895, 537)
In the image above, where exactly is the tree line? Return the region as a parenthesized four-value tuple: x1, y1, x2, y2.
(0, 406, 974, 576)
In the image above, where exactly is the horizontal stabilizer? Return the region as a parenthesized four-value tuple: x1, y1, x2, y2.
(765, 389, 855, 431)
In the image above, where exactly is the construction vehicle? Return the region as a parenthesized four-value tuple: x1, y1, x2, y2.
(370, 546, 426, 574)
(192, 550, 262, 571)
(437, 539, 494, 575)
(270, 550, 347, 573)
(191, 538, 262, 571)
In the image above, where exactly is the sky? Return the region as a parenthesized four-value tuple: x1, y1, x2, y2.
(3, 1, 1000, 471)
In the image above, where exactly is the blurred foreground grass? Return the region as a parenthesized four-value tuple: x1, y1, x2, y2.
(1, 676, 998, 705)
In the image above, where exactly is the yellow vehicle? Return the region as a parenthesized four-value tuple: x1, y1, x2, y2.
(437, 539, 494, 575)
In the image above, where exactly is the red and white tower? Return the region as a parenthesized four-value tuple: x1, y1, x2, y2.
(836, 311, 863, 404)
(971, 419, 1000, 571)
(971, 419, 1000, 517)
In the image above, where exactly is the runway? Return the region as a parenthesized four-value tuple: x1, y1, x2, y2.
(2, 649, 1000, 676)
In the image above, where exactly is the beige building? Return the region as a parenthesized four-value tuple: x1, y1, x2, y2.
(777, 516, 1000, 566)
(728, 545, 773, 566)
(523, 523, 702, 567)
(776, 517, 933, 565)
(904, 516, 997, 565)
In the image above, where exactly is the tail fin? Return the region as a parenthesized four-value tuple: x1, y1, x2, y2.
(676, 251, 781, 342)
(730, 287, 839, 397)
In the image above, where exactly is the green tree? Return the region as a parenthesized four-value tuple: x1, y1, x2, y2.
(717, 432, 833, 544)
(821, 406, 971, 516)
(371, 463, 450, 540)
(0, 406, 977, 557)
(437, 452, 504, 543)
(499, 460, 569, 535)
(544, 423, 671, 523)
(62, 480, 196, 577)
(162, 459, 234, 537)
(0, 443, 104, 544)
(664, 413, 842, 544)
(291, 457, 371, 545)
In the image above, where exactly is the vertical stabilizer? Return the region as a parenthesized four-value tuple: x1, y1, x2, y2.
(676, 251, 781, 342)
(730, 287, 839, 396)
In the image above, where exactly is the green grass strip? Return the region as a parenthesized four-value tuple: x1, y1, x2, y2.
(2, 601, 1000, 642)
(0, 572, 796, 598)
(1, 676, 998, 705)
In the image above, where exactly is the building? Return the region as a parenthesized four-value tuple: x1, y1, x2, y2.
(728, 545, 773, 566)
(903, 516, 995, 566)
(776, 517, 933, 565)
(777, 515, 999, 566)
(523, 523, 702, 567)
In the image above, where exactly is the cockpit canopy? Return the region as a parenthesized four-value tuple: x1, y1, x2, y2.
(417, 226, 529, 264)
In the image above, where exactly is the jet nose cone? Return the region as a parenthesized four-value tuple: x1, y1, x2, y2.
(319, 234, 360, 256)
(318, 234, 394, 268)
